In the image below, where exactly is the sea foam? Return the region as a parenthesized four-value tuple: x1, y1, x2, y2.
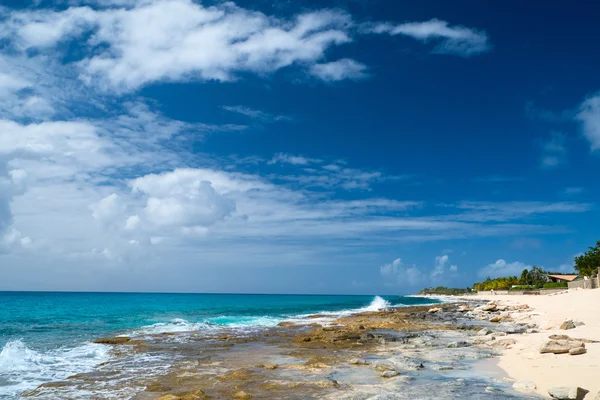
(0, 339, 109, 399)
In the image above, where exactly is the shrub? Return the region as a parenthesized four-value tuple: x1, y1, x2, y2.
(543, 282, 568, 289)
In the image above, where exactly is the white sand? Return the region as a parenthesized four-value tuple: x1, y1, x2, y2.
(462, 290, 600, 398)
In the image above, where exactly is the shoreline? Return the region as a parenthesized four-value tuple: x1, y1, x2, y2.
(20, 300, 541, 400)
(431, 290, 600, 398)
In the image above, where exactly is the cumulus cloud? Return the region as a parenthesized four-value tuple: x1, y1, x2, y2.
(380, 258, 425, 287)
(576, 93, 600, 150)
(380, 255, 458, 287)
(368, 19, 490, 56)
(310, 59, 368, 82)
(0, 1, 491, 95)
(478, 259, 531, 279)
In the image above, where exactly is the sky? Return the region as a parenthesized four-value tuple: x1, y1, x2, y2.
(0, 0, 599, 294)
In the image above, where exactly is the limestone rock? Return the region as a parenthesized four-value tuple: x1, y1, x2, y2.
(233, 391, 253, 400)
(513, 381, 537, 392)
(549, 334, 570, 340)
(349, 358, 370, 365)
(482, 303, 498, 312)
(560, 320, 576, 330)
(496, 323, 526, 334)
(540, 340, 585, 354)
(446, 341, 471, 348)
(490, 338, 517, 349)
(489, 315, 505, 323)
(478, 327, 493, 336)
(381, 370, 400, 378)
(526, 328, 539, 334)
(264, 364, 278, 370)
(457, 305, 473, 312)
(428, 307, 442, 313)
(569, 347, 586, 356)
(93, 336, 131, 345)
(548, 386, 588, 400)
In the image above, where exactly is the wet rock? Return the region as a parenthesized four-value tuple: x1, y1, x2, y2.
(93, 336, 131, 345)
(485, 386, 497, 392)
(513, 381, 537, 392)
(446, 341, 471, 348)
(560, 320, 576, 330)
(373, 362, 395, 372)
(381, 370, 400, 378)
(349, 358, 370, 365)
(540, 340, 585, 354)
(314, 379, 340, 389)
(233, 391, 253, 400)
(548, 386, 589, 400)
(478, 327, 493, 336)
(569, 347, 586, 356)
(277, 321, 296, 327)
(496, 323, 526, 334)
(145, 382, 171, 392)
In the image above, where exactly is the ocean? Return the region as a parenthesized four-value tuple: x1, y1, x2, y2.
(0, 292, 438, 399)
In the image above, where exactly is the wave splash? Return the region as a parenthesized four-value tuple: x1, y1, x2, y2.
(0, 339, 109, 398)
(359, 296, 391, 312)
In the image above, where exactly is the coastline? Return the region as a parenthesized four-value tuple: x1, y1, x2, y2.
(18, 298, 540, 400)
(432, 290, 600, 398)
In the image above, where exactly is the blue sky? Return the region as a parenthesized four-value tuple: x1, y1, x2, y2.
(0, 0, 598, 294)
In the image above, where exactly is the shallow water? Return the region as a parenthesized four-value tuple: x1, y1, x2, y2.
(0, 292, 436, 399)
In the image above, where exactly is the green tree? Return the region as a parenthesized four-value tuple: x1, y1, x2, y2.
(574, 241, 600, 277)
(520, 269, 530, 285)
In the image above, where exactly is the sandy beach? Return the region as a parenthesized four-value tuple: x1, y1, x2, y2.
(454, 289, 600, 398)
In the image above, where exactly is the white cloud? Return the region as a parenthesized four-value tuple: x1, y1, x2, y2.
(381, 254, 458, 288)
(478, 259, 530, 279)
(380, 258, 425, 287)
(576, 93, 600, 150)
(0, 2, 491, 96)
(222, 105, 290, 122)
(269, 153, 322, 165)
(540, 132, 566, 168)
(310, 59, 368, 82)
(368, 19, 490, 56)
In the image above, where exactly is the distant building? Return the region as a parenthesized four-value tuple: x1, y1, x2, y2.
(546, 274, 579, 283)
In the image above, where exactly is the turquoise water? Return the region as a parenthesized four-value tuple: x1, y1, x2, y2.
(0, 292, 437, 398)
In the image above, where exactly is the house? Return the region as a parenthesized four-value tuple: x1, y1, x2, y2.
(546, 274, 579, 283)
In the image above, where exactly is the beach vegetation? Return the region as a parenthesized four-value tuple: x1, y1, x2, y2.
(418, 286, 471, 295)
(574, 241, 600, 277)
(542, 282, 568, 289)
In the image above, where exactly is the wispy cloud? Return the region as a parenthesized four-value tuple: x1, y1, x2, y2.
(576, 92, 600, 150)
(222, 105, 291, 123)
(472, 176, 526, 183)
(539, 132, 567, 169)
(310, 59, 369, 82)
(367, 19, 490, 56)
(269, 153, 322, 166)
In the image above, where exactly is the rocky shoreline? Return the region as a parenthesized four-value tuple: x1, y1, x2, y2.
(23, 300, 549, 400)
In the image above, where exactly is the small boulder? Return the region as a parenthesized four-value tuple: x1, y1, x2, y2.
(349, 358, 370, 365)
(560, 320, 576, 330)
(550, 334, 570, 340)
(489, 315, 505, 323)
(447, 341, 471, 348)
(233, 391, 253, 400)
(526, 328, 539, 334)
(569, 347, 586, 356)
(513, 381, 537, 392)
(548, 386, 589, 400)
(428, 307, 442, 313)
(458, 305, 473, 312)
(478, 327, 493, 336)
(482, 303, 498, 312)
(496, 323, 526, 334)
(540, 340, 584, 354)
(264, 364, 278, 370)
(381, 370, 400, 378)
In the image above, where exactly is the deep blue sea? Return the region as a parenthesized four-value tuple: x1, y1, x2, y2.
(0, 292, 438, 399)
